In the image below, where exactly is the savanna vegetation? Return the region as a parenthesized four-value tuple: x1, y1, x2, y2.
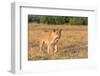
(28, 15, 88, 25)
(28, 15, 88, 60)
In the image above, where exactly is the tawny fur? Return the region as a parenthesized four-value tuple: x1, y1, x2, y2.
(39, 29, 62, 54)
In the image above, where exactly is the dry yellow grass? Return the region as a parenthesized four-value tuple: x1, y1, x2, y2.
(28, 23, 88, 60)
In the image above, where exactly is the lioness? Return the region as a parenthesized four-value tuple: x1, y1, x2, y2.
(39, 29, 62, 54)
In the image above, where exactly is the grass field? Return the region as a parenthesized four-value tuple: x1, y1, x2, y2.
(28, 23, 88, 60)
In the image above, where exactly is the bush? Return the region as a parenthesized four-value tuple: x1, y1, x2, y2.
(40, 16, 68, 25)
(28, 15, 88, 25)
(28, 15, 35, 22)
(69, 17, 88, 25)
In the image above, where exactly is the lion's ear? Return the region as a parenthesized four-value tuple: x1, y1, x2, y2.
(53, 29, 56, 32)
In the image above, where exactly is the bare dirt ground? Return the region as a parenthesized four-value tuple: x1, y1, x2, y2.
(28, 23, 88, 60)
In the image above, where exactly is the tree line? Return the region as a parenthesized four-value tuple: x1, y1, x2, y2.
(28, 15, 88, 25)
